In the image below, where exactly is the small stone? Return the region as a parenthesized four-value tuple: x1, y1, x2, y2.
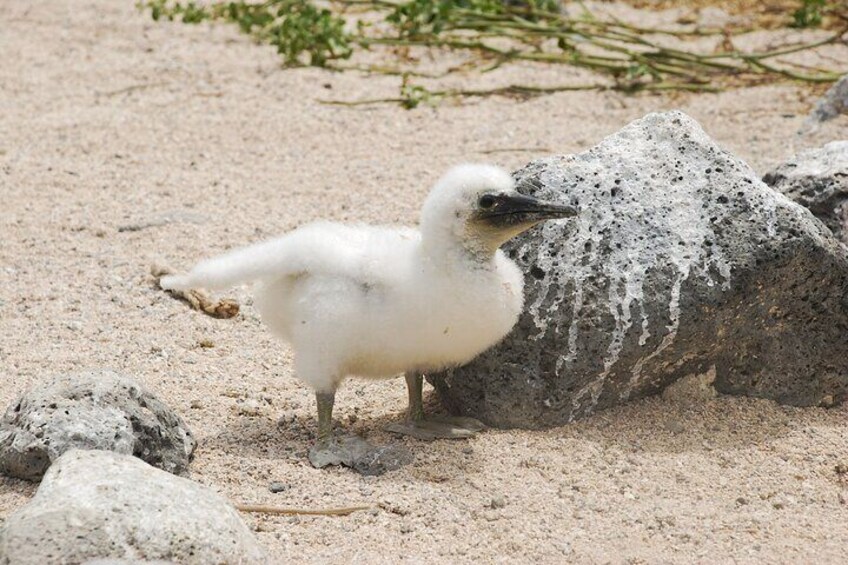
(461, 446, 474, 455)
(190, 399, 203, 409)
(736, 497, 748, 506)
(489, 496, 506, 509)
(276, 412, 296, 426)
(801, 73, 848, 129)
(235, 398, 262, 417)
(198, 339, 215, 348)
(268, 482, 289, 493)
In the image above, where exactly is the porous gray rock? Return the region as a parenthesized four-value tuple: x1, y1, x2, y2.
(763, 141, 848, 244)
(430, 111, 848, 428)
(0, 370, 196, 481)
(0, 450, 269, 565)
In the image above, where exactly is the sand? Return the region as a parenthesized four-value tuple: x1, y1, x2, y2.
(1, 1, 847, 562)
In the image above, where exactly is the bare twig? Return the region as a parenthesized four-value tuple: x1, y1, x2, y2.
(235, 504, 371, 516)
(97, 81, 169, 97)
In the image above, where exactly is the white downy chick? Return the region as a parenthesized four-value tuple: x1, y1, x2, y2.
(161, 164, 577, 467)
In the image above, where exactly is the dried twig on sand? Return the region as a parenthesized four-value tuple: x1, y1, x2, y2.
(235, 504, 371, 516)
(150, 264, 240, 319)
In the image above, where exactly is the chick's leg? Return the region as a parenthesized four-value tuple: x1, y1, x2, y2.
(385, 373, 486, 440)
(315, 391, 335, 442)
(308, 390, 372, 469)
(406, 371, 425, 421)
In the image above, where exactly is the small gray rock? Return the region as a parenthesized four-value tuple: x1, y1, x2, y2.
(431, 111, 848, 428)
(763, 141, 848, 244)
(0, 450, 269, 564)
(0, 370, 196, 481)
(489, 495, 507, 509)
(268, 481, 289, 493)
(802, 73, 848, 129)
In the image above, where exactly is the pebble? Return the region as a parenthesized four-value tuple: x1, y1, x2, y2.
(268, 482, 289, 493)
(489, 496, 506, 509)
(235, 398, 262, 417)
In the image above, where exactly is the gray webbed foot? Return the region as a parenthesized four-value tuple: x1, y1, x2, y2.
(308, 435, 374, 468)
(308, 435, 413, 475)
(308, 392, 412, 474)
(386, 372, 486, 440)
(385, 415, 486, 440)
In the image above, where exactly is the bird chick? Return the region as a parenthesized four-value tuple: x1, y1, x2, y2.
(161, 164, 577, 468)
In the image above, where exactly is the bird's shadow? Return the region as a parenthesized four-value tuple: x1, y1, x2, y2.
(201, 390, 848, 475)
(201, 392, 455, 464)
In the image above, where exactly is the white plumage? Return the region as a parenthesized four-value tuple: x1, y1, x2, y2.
(162, 164, 576, 466)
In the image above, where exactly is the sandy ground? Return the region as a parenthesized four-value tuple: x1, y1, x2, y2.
(2, 1, 848, 563)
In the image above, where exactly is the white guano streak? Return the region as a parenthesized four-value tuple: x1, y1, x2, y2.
(519, 155, 735, 417)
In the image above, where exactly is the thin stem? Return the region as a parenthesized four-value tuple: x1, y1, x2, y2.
(236, 504, 371, 516)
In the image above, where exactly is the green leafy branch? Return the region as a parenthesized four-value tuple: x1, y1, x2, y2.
(142, 0, 352, 66)
(140, 0, 848, 106)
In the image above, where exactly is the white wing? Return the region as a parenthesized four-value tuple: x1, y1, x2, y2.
(160, 221, 420, 291)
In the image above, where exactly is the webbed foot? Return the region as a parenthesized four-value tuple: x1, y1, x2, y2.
(385, 415, 486, 440)
(308, 435, 373, 468)
(308, 435, 413, 475)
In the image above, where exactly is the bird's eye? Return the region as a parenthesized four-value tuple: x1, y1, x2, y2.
(478, 194, 496, 209)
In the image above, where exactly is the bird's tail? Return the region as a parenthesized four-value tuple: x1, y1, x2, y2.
(160, 236, 297, 292)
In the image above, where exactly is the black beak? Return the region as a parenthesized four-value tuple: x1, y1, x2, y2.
(481, 193, 578, 226)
